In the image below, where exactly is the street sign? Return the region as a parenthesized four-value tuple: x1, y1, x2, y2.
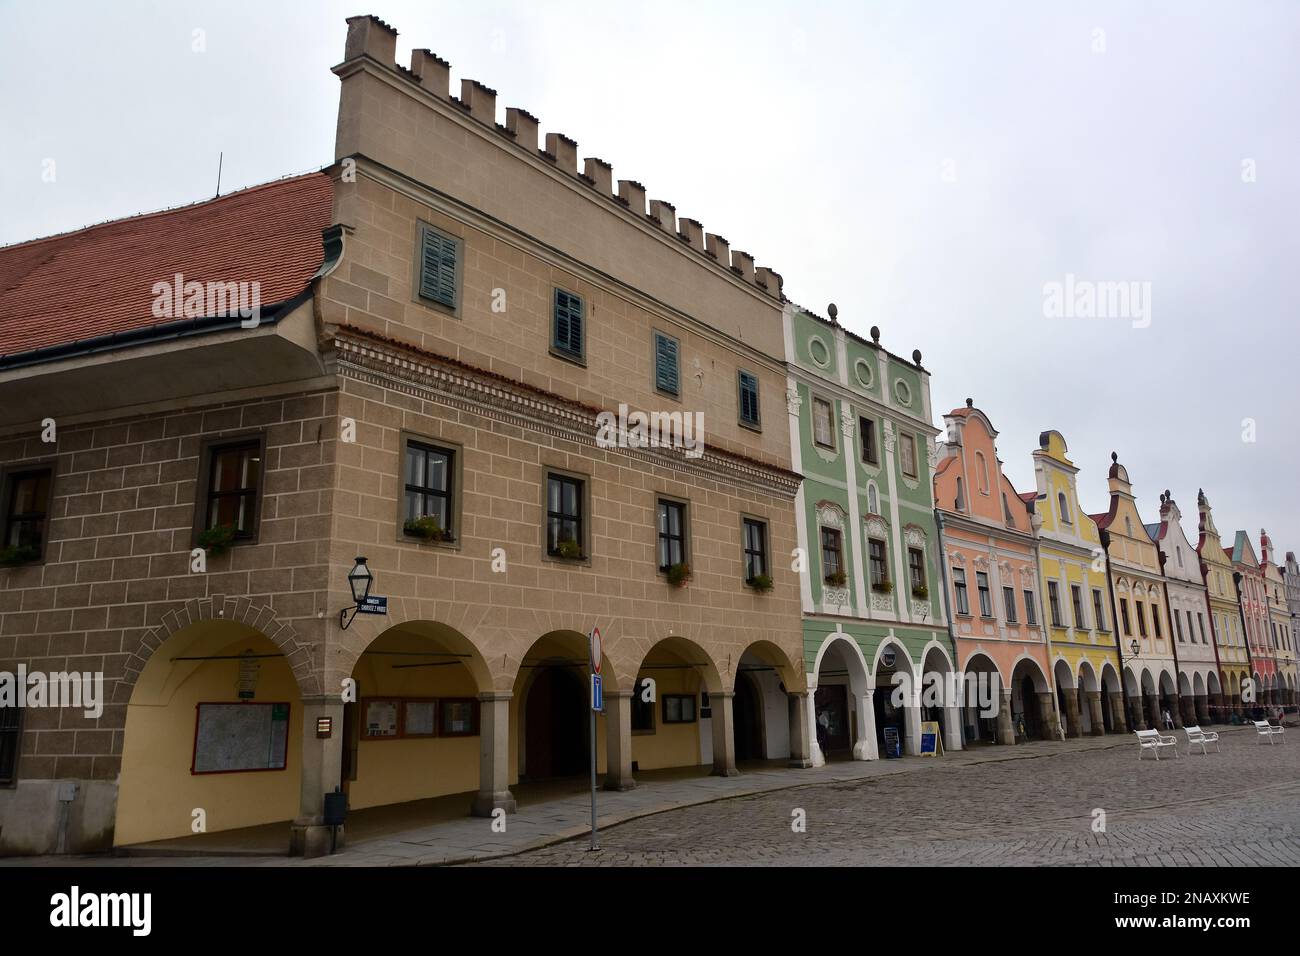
(357, 596, 388, 615)
(591, 674, 603, 712)
(589, 626, 602, 674)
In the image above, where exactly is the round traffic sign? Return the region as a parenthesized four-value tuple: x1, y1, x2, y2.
(589, 627, 602, 674)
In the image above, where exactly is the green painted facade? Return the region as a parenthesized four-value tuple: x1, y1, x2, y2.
(783, 305, 954, 686)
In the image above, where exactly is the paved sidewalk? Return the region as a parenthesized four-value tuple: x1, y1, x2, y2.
(4, 731, 1152, 867)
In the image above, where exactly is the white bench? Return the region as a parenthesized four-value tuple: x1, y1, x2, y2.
(1254, 720, 1284, 744)
(1135, 728, 1179, 760)
(1184, 725, 1219, 754)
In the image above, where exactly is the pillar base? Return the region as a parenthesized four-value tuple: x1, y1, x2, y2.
(289, 822, 342, 858)
(603, 777, 637, 792)
(711, 766, 741, 778)
(472, 790, 517, 817)
(788, 757, 814, 769)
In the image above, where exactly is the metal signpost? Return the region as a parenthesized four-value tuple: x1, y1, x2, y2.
(588, 626, 602, 851)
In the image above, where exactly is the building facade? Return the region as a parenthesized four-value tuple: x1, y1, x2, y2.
(1285, 552, 1300, 705)
(1148, 492, 1217, 726)
(1026, 430, 1126, 737)
(1260, 530, 1297, 708)
(1230, 530, 1275, 712)
(1196, 489, 1247, 719)
(934, 401, 1056, 744)
(1092, 454, 1179, 730)
(0, 15, 811, 855)
(785, 307, 955, 762)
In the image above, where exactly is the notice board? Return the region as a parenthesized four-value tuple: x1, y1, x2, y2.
(192, 702, 290, 774)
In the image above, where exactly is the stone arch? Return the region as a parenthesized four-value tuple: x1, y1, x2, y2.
(811, 632, 871, 694)
(114, 596, 318, 704)
(1178, 671, 1193, 697)
(1100, 661, 1122, 696)
(1054, 658, 1077, 690)
(1078, 659, 1100, 693)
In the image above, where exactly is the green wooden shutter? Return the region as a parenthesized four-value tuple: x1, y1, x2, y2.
(419, 228, 458, 307)
(738, 371, 759, 425)
(655, 333, 679, 395)
(553, 290, 584, 357)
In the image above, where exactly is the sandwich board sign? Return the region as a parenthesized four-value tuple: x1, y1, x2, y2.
(919, 720, 942, 756)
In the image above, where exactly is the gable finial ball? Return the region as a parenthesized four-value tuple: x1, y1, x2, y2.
(965, 397, 973, 408)
(912, 349, 922, 365)
(870, 326, 880, 343)
(1111, 451, 1118, 463)
(827, 303, 838, 322)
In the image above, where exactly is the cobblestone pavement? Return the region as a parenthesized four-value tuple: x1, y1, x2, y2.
(478, 729, 1300, 866)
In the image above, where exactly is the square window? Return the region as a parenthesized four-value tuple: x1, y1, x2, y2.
(1, 466, 53, 563)
(194, 437, 264, 546)
(663, 694, 696, 724)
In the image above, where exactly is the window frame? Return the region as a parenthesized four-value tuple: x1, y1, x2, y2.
(976, 571, 993, 618)
(1092, 588, 1108, 632)
(662, 694, 697, 724)
(545, 470, 588, 561)
(191, 433, 267, 548)
(1003, 585, 1018, 623)
(820, 526, 844, 582)
(859, 416, 879, 465)
(737, 369, 761, 430)
(1070, 584, 1086, 629)
(1048, 580, 1064, 627)
(656, 496, 689, 572)
(741, 515, 769, 583)
(1024, 589, 1038, 626)
(550, 286, 586, 364)
(398, 434, 461, 546)
(812, 396, 836, 450)
(0, 461, 56, 564)
(907, 546, 926, 592)
(414, 220, 463, 316)
(899, 431, 918, 478)
(868, 537, 889, 589)
(652, 329, 681, 399)
(952, 568, 970, 615)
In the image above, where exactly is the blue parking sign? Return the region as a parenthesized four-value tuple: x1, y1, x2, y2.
(591, 674, 603, 711)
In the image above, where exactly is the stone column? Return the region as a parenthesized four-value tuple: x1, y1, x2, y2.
(710, 691, 739, 776)
(1086, 691, 1106, 736)
(472, 692, 516, 817)
(1109, 692, 1128, 733)
(902, 696, 921, 755)
(603, 689, 636, 791)
(804, 687, 825, 767)
(1128, 695, 1146, 731)
(1169, 694, 1184, 728)
(787, 691, 813, 768)
(1180, 693, 1196, 727)
(942, 697, 963, 752)
(1063, 691, 1082, 738)
(1144, 693, 1161, 730)
(290, 695, 346, 858)
(1037, 693, 1060, 740)
(1195, 694, 1210, 726)
(853, 691, 880, 760)
(996, 689, 1015, 745)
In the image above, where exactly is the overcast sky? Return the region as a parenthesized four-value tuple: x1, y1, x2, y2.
(3, 0, 1297, 559)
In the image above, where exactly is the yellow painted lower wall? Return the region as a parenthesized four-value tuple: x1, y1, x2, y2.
(116, 632, 302, 847)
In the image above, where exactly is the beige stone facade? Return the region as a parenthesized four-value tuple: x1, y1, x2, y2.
(0, 14, 807, 856)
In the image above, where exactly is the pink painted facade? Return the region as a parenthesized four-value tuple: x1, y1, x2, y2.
(934, 401, 1057, 743)
(1229, 530, 1276, 700)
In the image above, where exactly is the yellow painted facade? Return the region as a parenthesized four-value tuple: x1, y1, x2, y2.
(1196, 490, 1246, 710)
(1028, 432, 1125, 730)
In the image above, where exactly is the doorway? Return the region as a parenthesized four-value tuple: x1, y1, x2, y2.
(734, 672, 765, 762)
(524, 665, 588, 779)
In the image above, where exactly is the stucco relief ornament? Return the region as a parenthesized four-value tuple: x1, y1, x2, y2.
(1000, 561, 1014, 579)
(974, 556, 990, 571)
(926, 440, 938, 472)
(912, 600, 931, 619)
(816, 503, 846, 530)
(864, 515, 889, 540)
(785, 388, 802, 416)
(904, 525, 926, 548)
(948, 551, 967, 566)
(882, 419, 897, 453)
(840, 407, 856, 438)
(824, 586, 851, 608)
(871, 592, 894, 613)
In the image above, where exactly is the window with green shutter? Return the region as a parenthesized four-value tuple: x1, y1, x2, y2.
(552, 289, 584, 359)
(654, 331, 679, 396)
(737, 370, 760, 427)
(417, 224, 459, 309)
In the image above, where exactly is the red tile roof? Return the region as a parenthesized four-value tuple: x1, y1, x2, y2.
(0, 172, 333, 360)
(1018, 491, 1036, 503)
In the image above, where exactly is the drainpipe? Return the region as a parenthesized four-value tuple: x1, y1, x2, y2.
(1100, 529, 1129, 715)
(934, 508, 965, 744)
(1233, 571, 1254, 711)
(1157, 549, 1181, 718)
